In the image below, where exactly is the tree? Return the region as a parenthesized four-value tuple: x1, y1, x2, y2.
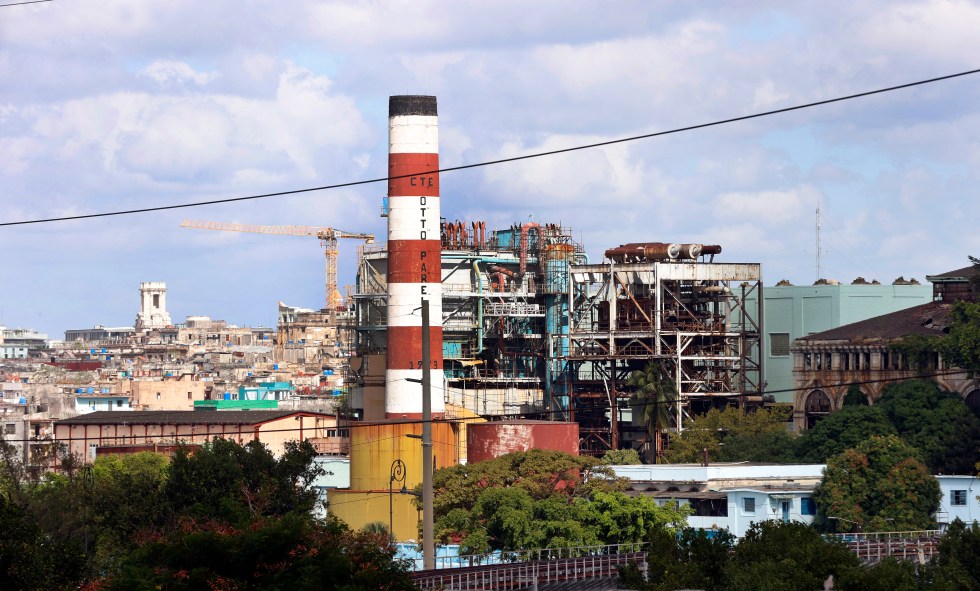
(727, 521, 860, 591)
(425, 449, 687, 553)
(601, 448, 642, 465)
(664, 406, 795, 464)
(99, 514, 416, 591)
(814, 435, 941, 532)
(930, 519, 980, 590)
(796, 405, 897, 463)
(165, 438, 322, 521)
(636, 527, 735, 591)
(627, 362, 676, 462)
(876, 379, 979, 473)
(0, 494, 85, 591)
(941, 300, 980, 375)
(842, 384, 869, 406)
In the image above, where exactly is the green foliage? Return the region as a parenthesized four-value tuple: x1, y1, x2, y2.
(797, 405, 897, 463)
(0, 494, 85, 591)
(427, 448, 605, 517)
(931, 519, 980, 590)
(940, 300, 980, 375)
(427, 449, 686, 553)
(165, 438, 322, 521)
(641, 527, 734, 591)
(627, 362, 676, 461)
(814, 435, 941, 532)
(664, 406, 795, 464)
(842, 384, 869, 406)
(836, 558, 921, 591)
(890, 333, 941, 371)
(601, 448, 642, 465)
(727, 521, 860, 591)
(101, 514, 416, 591)
(580, 491, 689, 546)
(877, 379, 980, 473)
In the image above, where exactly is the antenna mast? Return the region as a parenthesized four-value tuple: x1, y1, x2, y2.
(815, 201, 822, 281)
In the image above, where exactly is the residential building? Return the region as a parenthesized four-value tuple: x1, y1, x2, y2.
(936, 475, 979, 527)
(610, 463, 823, 537)
(611, 464, 978, 536)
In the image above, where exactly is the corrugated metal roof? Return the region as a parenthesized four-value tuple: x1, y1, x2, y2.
(926, 265, 979, 281)
(55, 409, 330, 426)
(796, 301, 952, 343)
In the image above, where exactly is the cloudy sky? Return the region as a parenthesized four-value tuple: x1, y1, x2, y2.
(2, 0, 980, 338)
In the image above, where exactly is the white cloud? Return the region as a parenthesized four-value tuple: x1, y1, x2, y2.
(141, 60, 218, 87)
(3, 1, 980, 337)
(715, 186, 818, 225)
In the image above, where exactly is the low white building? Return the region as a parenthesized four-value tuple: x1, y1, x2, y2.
(611, 463, 823, 538)
(936, 475, 979, 528)
(611, 464, 979, 537)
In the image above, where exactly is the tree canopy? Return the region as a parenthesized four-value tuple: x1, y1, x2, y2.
(0, 438, 414, 591)
(796, 405, 897, 463)
(663, 406, 796, 464)
(814, 435, 941, 532)
(425, 449, 688, 554)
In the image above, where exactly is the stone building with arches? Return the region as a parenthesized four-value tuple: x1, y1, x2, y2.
(791, 265, 980, 430)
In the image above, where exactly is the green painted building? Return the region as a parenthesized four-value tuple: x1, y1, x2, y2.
(745, 282, 932, 404)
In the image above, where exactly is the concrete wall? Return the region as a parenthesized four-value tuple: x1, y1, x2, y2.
(129, 380, 208, 410)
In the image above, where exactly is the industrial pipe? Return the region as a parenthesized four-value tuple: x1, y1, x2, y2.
(604, 242, 722, 263)
(519, 222, 540, 275)
(472, 260, 484, 353)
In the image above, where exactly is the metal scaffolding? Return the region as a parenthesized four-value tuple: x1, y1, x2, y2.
(552, 257, 763, 455)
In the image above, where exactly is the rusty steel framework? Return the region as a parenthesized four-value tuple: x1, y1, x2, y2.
(551, 258, 764, 456)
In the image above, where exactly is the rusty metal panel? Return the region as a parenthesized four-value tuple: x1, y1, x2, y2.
(467, 420, 579, 463)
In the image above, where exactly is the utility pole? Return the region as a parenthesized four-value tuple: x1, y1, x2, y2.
(421, 298, 435, 570)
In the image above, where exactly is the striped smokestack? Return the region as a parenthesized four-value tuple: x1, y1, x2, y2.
(386, 95, 444, 419)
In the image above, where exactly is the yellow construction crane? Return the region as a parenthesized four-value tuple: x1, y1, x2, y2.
(180, 220, 375, 310)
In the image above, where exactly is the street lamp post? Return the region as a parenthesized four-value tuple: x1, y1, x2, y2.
(389, 459, 406, 545)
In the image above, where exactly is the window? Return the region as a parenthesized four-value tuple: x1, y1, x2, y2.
(4, 423, 15, 435)
(156, 393, 161, 400)
(743, 497, 756, 513)
(801, 497, 816, 516)
(187, 392, 192, 399)
(770, 333, 790, 357)
(116, 400, 122, 407)
(952, 490, 967, 506)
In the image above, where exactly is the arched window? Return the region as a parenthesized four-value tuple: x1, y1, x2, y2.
(965, 389, 980, 413)
(804, 389, 832, 429)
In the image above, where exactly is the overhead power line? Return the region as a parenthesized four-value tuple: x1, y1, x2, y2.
(0, 0, 53, 7)
(3, 67, 980, 228)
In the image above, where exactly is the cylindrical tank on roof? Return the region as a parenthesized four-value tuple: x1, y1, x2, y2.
(385, 95, 445, 419)
(467, 420, 579, 464)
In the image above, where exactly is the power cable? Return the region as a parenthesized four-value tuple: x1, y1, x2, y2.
(4, 67, 980, 228)
(0, 0, 52, 6)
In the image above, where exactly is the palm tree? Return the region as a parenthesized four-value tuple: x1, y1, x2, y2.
(627, 361, 676, 463)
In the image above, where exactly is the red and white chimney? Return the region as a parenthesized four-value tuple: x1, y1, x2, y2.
(385, 95, 444, 419)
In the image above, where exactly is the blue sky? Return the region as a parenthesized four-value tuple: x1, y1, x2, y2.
(2, 0, 980, 338)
